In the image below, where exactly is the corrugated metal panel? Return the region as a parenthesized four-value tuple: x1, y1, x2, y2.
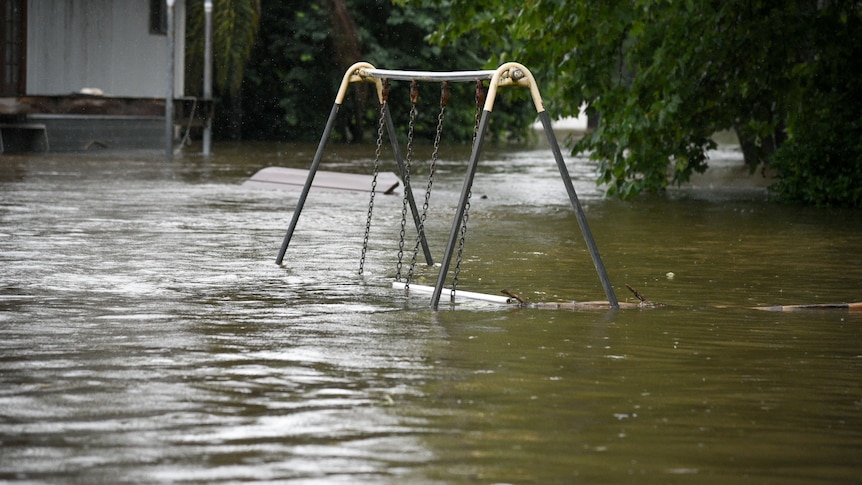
(25, 0, 184, 98)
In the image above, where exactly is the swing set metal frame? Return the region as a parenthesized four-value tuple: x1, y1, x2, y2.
(275, 61, 619, 310)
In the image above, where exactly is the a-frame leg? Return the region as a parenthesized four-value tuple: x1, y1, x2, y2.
(276, 102, 340, 265)
(430, 110, 492, 309)
(537, 111, 618, 307)
(430, 110, 618, 309)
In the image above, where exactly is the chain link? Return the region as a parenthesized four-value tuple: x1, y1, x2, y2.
(359, 97, 388, 276)
(396, 81, 420, 282)
(395, 152, 409, 279)
(450, 191, 471, 300)
(450, 81, 485, 300)
(406, 82, 449, 286)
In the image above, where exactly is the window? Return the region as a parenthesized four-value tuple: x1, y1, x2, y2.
(150, 0, 167, 35)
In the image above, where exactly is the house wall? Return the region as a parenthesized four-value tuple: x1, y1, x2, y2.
(25, 0, 185, 98)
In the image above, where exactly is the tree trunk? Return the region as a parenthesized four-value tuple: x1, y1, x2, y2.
(327, 0, 366, 142)
(225, 92, 244, 141)
(734, 121, 787, 170)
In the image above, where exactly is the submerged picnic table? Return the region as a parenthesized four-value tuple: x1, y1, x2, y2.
(243, 166, 400, 194)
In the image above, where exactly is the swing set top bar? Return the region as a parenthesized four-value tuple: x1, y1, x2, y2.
(335, 61, 546, 114)
(358, 68, 496, 82)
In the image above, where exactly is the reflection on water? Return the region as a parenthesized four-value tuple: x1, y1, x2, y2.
(1, 142, 861, 483)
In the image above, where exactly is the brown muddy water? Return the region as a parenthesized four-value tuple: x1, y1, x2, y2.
(1, 139, 861, 484)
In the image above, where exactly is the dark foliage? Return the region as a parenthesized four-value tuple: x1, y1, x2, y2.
(236, 0, 532, 144)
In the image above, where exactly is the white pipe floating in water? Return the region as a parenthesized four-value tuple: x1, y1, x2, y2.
(392, 281, 513, 305)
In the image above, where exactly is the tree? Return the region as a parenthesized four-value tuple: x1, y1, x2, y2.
(326, 0, 367, 142)
(412, 0, 862, 206)
(239, 0, 532, 143)
(768, 6, 862, 206)
(186, 0, 261, 140)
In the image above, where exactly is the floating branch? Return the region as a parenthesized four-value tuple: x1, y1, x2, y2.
(753, 302, 862, 312)
(625, 284, 647, 302)
(501, 288, 651, 310)
(625, 284, 665, 308)
(501, 289, 526, 306)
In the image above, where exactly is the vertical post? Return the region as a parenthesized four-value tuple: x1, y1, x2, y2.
(202, 0, 213, 156)
(165, 0, 176, 158)
(538, 111, 618, 308)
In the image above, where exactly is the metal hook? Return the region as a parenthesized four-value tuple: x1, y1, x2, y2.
(410, 80, 420, 104)
(475, 80, 487, 109)
(381, 79, 391, 103)
(440, 81, 451, 107)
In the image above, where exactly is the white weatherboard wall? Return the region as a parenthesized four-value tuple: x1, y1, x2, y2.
(26, 0, 185, 98)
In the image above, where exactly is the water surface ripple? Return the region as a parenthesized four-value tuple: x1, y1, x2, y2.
(1, 144, 860, 483)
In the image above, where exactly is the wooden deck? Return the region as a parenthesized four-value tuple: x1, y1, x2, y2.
(0, 95, 212, 152)
(0, 95, 211, 123)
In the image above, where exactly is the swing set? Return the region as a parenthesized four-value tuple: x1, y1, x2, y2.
(275, 61, 619, 310)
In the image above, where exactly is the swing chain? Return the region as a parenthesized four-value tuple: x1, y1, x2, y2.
(473, 80, 486, 144)
(406, 81, 449, 286)
(450, 81, 485, 299)
(396, 80, 420, 281)
(450, 193, 470, 299)
(359, 81, 390, 275)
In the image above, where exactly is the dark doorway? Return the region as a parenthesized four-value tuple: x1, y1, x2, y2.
(1, 0, 26, 96)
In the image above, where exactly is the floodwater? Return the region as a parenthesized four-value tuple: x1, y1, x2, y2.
(1, 139, 861, 484)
